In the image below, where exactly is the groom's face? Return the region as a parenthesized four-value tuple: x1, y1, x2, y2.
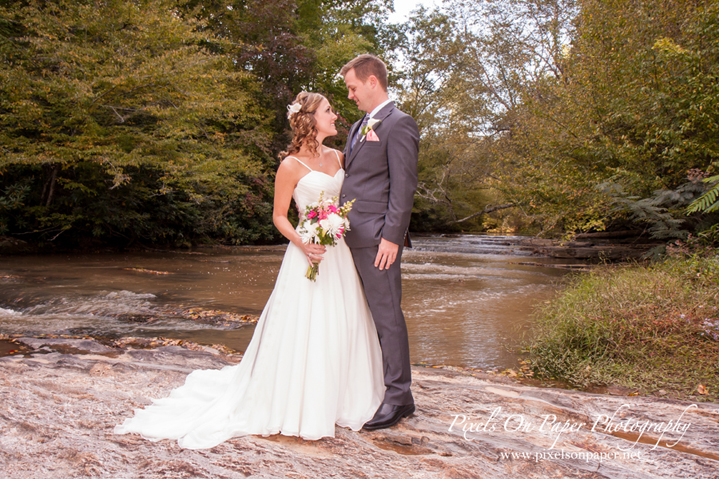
(344, 68, 373, 113)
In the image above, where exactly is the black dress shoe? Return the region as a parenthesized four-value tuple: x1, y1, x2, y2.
(362, 402, 415, 431)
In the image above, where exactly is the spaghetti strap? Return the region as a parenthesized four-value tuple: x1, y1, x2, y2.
(332, 150, 343, 169)
(286, 155, 312, 172)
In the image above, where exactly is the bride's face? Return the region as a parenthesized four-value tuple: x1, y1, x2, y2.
(314, 98, 338, 137)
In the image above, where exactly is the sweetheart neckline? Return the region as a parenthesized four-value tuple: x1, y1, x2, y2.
(297, 168, 344, 185)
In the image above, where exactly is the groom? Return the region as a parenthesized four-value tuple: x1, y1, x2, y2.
(339, 54, 419, 430)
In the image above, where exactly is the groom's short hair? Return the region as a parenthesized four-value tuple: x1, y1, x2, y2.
(340, 54, 388, 92)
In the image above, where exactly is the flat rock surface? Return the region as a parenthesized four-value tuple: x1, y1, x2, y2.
(1, 338, 717, 478)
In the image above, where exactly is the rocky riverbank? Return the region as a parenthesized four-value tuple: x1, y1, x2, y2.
(409, 232, 660, 261)
(514, 232, 661, 261)
(1, 337, 717, 478)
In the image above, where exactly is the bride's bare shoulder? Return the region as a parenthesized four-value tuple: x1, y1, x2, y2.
(277, 156, 305, 183)
(325, 147, 344, 166)
(279, 155, 303, 171)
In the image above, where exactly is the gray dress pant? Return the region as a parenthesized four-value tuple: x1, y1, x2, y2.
(350, 244, 413, 406)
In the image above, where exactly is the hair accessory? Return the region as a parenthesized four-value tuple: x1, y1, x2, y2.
(287, 102, 302, 118)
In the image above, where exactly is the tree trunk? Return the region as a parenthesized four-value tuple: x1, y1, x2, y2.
(43, 164, 60, 207)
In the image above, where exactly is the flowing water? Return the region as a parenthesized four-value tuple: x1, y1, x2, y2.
(0, 235, 586, 370)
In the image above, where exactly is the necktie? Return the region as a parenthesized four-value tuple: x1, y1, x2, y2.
(350, 115, 370, 154)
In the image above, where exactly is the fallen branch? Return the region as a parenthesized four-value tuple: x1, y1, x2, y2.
(452, 203, 514, 224)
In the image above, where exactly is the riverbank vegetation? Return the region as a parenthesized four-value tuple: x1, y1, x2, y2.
(400, 0, 719, 240)
(525, 245, 719, 401)
(1, 0, 718, 248)
(0, 0, 393, 249)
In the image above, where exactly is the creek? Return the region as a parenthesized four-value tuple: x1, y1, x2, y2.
(0, 235, 586, 370)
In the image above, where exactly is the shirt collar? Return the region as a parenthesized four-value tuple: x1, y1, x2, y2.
(368, 99, 393, 119)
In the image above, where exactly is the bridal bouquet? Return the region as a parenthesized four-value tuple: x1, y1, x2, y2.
(298, 192, 354, 281)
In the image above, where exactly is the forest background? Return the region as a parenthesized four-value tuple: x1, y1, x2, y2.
(1, 0, 718, 250)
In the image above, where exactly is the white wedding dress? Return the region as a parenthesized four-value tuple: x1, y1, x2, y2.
(115, 154, 384, 449)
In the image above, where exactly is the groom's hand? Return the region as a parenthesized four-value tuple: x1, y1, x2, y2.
(375, 238, 399, 271)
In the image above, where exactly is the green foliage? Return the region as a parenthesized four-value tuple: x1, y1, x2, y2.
(183, 0, 395, 154)
(2, 161, 278, 246)
(296, 0, 398, 149)
(396, 4, 534, 231)
(525, 257, 719, 400)
(687, 167, 719, 214)
(506, 0, 719, 234)
(0, 0, 391, 248)
(399, 0, 719, 238)
(598, 176, 709, 240)
(1, 0, 270, 168)
(0, 0, 277, 246)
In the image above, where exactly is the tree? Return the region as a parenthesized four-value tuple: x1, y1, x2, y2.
(182, 0, 396, 156)
(397, 0, 574, 231)
(505, 0, 719, 236)
(0, 0, 274, 246)
(399, 0, 719, 238)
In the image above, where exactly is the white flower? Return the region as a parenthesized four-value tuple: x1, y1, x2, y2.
(361, 118, 382, 136)
(299, 222, 320, 244)
(319, 213, 345, 237)
(287, 102, 302, 119)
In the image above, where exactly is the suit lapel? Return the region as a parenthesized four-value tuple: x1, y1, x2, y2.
(346, 102, 395, 170)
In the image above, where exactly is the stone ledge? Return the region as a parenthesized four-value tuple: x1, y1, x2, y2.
(1, 338, 717, 478)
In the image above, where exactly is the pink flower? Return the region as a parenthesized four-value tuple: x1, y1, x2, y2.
(301, 194, 354, 281)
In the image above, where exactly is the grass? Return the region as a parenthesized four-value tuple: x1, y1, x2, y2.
(524, 255, 719, 402)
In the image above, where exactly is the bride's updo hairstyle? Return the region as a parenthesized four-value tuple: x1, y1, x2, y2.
(279, 91, 325, 160)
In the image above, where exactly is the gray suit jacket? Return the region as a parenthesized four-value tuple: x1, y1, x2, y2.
(340, 102, 419, 248)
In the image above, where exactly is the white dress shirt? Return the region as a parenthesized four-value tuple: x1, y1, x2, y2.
(368, 99, 393, 119)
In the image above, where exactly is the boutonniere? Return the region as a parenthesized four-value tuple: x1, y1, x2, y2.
(360, 118, 382, 141)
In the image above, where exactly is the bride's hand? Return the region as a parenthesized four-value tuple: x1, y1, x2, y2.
(302, 243, 326, 267)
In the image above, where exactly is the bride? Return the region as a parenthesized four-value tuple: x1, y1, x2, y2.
(115, 92, 384, 449)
